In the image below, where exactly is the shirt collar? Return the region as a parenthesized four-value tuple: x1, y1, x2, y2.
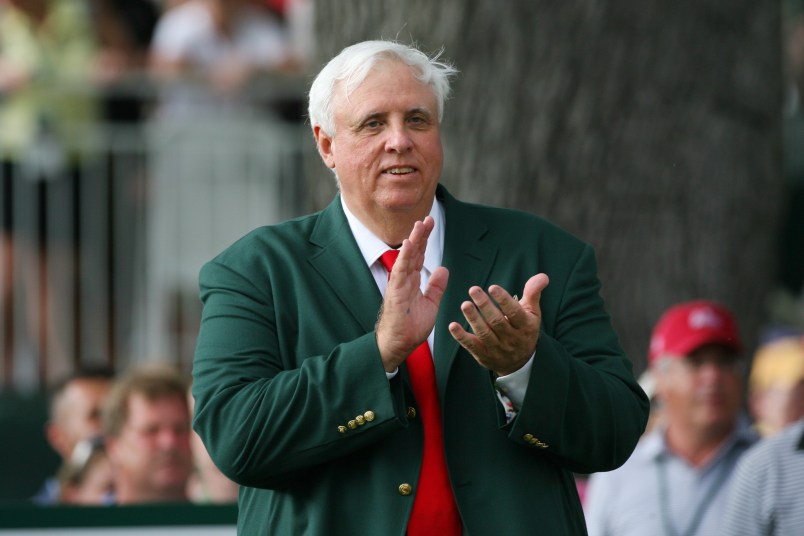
(340, 195, 444, 272)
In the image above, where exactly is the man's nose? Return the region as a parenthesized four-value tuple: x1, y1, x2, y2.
(384, 124, 413, 153)
(157, 428, 186, 448)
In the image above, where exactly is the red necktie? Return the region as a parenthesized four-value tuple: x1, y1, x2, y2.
(380, 250, 462, 535)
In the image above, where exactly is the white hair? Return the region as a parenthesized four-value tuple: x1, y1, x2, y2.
(308, 40, 458, 137)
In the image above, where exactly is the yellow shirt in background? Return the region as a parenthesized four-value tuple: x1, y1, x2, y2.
(0, 0, 98, 160)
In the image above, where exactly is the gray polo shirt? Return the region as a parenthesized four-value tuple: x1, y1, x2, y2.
(721, 419, 804, 536)
(584, 416, 758, 536)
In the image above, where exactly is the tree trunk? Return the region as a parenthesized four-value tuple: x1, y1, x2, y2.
(309, 0, 784, 372)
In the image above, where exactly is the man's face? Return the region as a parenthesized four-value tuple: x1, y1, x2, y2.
(315, 60, 443, 226)
(751, 378, 804, 436)
(108, 393, 192, 502)
(51, 378, 111, 459)
(655, 344, 743, 439)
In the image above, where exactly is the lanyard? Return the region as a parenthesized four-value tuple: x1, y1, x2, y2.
(656, 456, 731, 536)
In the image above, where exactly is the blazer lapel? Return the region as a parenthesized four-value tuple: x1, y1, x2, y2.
(434, 186, 498, 400)
(308, 195, 383, 334)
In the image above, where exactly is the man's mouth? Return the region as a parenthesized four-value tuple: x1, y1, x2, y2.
(384, 166, 416, 175)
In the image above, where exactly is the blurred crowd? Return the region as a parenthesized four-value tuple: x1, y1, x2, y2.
(24, 302, 803, 515)
(0, 0, 312, 137)
(581, 302, 804, 536)
(0, 0, 313, 388)
(35, 361, 239, 506)
(0, 0, 311, 506)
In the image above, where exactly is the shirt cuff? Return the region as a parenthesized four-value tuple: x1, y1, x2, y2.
(386, 368, 399, 380)
(494, 354, 534, 409)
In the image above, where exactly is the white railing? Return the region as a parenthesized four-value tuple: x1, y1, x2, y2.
(1, 110, 308, 390)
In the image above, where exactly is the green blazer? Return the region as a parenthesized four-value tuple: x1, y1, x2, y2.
(193, 185, 649, 535)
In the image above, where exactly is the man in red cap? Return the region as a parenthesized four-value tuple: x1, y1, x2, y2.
(585, 300, 758, 536)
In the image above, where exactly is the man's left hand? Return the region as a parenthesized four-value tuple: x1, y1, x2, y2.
(448, 274, 550, 376)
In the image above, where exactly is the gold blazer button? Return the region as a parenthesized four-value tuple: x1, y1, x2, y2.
(337, 425, 347, 434)
(406, 407, 417, 418)
(398, 483, 413, 496)
(356, 415, 366, 425)
(364, 410, 375, 422)
(347, 420, 358, 430)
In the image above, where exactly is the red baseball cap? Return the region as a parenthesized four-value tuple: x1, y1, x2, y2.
(648, 300, 742, 364)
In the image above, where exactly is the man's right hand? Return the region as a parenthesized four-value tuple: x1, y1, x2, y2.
(375, 216, 449, 372)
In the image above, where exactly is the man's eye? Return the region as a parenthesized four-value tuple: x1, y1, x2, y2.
(364, 120, 382, 129)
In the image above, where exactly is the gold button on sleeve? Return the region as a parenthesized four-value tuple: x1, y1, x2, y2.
(356, 415, 366, 425)
(523, 433, 534, 442)
(406, 407, 417, 418)
(347, 420, 357, 430)
(398, 483, 413, 496)
(337, 425, 347, 434)
(364, 410, 375, 422)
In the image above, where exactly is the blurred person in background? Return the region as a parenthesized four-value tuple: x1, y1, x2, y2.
(138, 0, 303, 363)
(147, 0, 298, 120)
(261, 0, 313, 73)
(748, 335, 804, 437)
(0, 0, 100, 386)
(84, 0, 161, 365)
(102, 362, 193, 504)
(0, 0, 99, 158)
(585, 300, 758, 536)
(721, 337, 804, 536)
(88, 0, 160, 124)
(186, 384, 238, 503)
(34, 366, 114, 505)
(57, 436, 114, 505)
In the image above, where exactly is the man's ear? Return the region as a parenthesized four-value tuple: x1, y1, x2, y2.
(45, 422, 70, 459)
(313, 125, 336, 169)
(651, 365, 671, 402)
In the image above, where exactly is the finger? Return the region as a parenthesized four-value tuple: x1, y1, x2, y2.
(420, 215, 435, 235)
(393, 240, 421, 282)
(423, 266, 449, 306)
(460, 298, 500, 345)
(409, 217, 434, 272)
(488, 284, 530, 329)
(521, 273, 549, 313)
(448, 321, 485, 356)
(396, 218, 433, 273)
(407, 217, 433, 251)
(392, 238, 413, 276)
(469, 286, 510, 333)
